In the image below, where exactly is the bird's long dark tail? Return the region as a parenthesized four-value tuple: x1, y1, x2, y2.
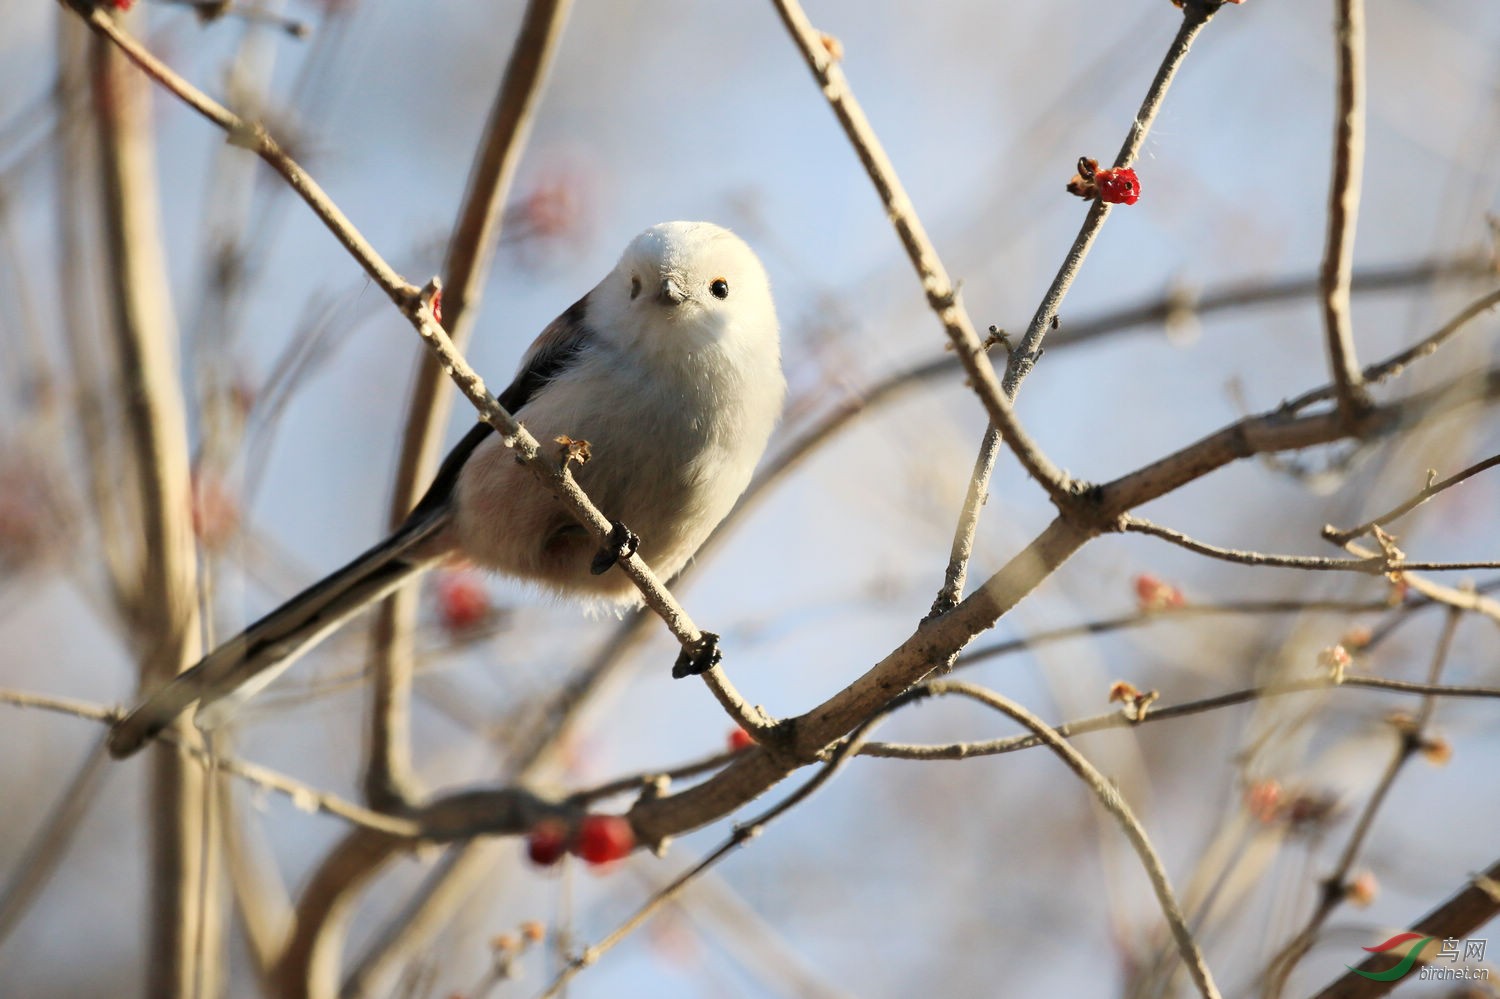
(107, 511, 449, 759)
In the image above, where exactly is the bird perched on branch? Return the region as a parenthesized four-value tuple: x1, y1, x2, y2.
(108, 221, 785, 758)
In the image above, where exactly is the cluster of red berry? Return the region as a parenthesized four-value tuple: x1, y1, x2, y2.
(527, 814, 636, 867)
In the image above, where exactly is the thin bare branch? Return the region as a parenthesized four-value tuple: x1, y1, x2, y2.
(932, 2, 1221, 613)
(1320, 0, 1372, 423)
(859, 672, 1500, 762)
(768, 0, 1073, 508)
(61, 2, 417, 303)
(1285, 285, 1500, 414)
(921, 680, 1221, 999)
(1125, 515, 1500, 573)
(955, 598, 1409, 671)
(1006, 2, 1219, 392)
(1323, 452, 1500, 546)
(1344, 539, 1500, 625)
(0, 688, 417, 837)
(567, 748, 741, 808)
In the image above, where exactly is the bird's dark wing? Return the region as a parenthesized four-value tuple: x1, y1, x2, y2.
(498, 293, 594, 413)
(405, 294, 595, 523)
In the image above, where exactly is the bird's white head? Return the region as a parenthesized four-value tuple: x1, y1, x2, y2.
(593, 221, 778, 361)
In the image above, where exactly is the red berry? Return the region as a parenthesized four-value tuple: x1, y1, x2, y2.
(430, 288, 443, 324)
(1096, 167, 1141, 206)
(526, 821, 568, 867)
(435, 571, 489, 631)
(727, 727, 754, 752)
(110, 0, 135, 9)
(572, 815, 635, 865)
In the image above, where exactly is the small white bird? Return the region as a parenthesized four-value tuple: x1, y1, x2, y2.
(108, 221, 785, 758)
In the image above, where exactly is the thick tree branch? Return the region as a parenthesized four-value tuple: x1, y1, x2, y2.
(89, 23, 218, 996)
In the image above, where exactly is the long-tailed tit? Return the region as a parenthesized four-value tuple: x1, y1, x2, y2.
(107, 221, 785, 758)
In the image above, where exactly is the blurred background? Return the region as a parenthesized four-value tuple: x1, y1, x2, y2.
(2, 1, 1499, 996)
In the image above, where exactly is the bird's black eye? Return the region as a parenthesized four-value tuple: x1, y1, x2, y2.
(709, 277, 729, 300)
(630, 276, 642, 300)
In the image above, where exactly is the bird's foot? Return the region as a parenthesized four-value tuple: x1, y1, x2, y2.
(590, 521, 639, 575)
(672, 632, 722, 678)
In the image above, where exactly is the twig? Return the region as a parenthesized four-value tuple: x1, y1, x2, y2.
(566, 748, 741, 808)
(769, 0, 1073, 509)
(930, 2, 1220, 613)
(1125, 515, 1500, 573)
(0, 687, 419, 837)
(1322, 452, 1500, 545)
(1320, 0, 1372, 423)
(365, 0, 573, 812)
(1344, 539, 1500, 625)
(929, 427, 1006, 615)
(1262, 608, 1463, 999)
(1284, 284, 1500, 414)
(955, 598, 1409, 671)
(921, 680, 1221, 999)
(1005, 2, 1219, 392)
(859, 673, 1500, 762)
(1057, 256, 1494, 352)
(0, 686, 118, 722)
(63, 2, 416, 303)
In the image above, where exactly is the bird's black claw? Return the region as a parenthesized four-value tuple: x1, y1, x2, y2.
(590, 521, 639, 575)
(672, 632, 722, 678)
